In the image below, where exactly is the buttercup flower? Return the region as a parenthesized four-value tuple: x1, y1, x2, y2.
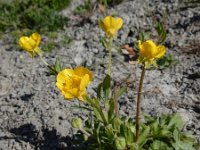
(19, 33, 42, 57)
(138, 40, 166, 67)
(56, 67, 93, 101)
(99, 16, 123, 38)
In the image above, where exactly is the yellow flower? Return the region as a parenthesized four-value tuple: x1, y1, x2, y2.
(56, 67, 93, 101)
(138, 40, 166, 67)
(18, 33, 42, 57)
(99, 16, 123, 38)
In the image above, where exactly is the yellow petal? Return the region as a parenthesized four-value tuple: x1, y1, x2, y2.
(155, 45, 166, 58)
(31, 33, 41, 47)
(103, 16, 112, 28)
(62, 69, 75, 78)
(57, 69, 72, 82)
(64, 91, 74, 99)
(19, 36, 33, 51)
(140, 40, 157, 58)
(56, 69, 74, 89)
(77, 90, 87, 101)
(74, 67, 93, 80)
(80, 74, 90, 91)
(68, 88, 79, 97)
(56, 82, 64, 91)
(113, 18, 123, 30)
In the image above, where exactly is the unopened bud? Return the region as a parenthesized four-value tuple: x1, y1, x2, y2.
(71, 118, 82, 129)
(115, 137, 126, 150)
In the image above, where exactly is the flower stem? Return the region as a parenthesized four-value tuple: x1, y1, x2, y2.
(86, 98, 108, 125)
(108, 38, 113, 77)
(36, 50, 58, 75)
(135, 64, 146, 142)
(79, 127, 91, 137)
(39, 55, 49, 66)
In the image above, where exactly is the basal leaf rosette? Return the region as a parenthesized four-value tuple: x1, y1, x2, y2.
(19, 33, 42, 57)
(138, 40, 166, 67)
(99, 16, 123, 39)
(56, 67, 93, 101)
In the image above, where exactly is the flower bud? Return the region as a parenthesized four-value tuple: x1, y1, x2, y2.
(99, 16, 123, 38)
(71, 118, 82, 129)
(115, 137, 126, 150)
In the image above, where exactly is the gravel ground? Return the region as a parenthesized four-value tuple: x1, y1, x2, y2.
(0, 0, 200, 149)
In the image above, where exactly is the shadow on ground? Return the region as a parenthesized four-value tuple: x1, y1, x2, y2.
(8, 123, 75, 150)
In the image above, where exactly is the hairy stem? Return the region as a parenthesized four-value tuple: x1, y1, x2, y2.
(136, 64, 146, 142)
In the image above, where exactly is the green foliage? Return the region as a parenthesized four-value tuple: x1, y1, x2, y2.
(98, 0, 124, 7)
(48, 58, 63, 75)
(42, 41, 56, 52)
(71, 77, 198, 150)
(139, 32, 150, 43)
(74, 0, 93, 15)
(155, 21, 167, 44)
(153, 54, 179, 70)
(72, 110, 197, 149)
(138, 21, 166, 45)
(0, 0, 71, 32)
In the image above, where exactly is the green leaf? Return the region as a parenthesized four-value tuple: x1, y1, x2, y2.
(87, 98, 104, 123)
(150, 140, 171, 150)
(112, 117, 122, 131)
(155, 21, 167, 44)
(139, 32, 150, 43)
(114, 87, 127, 98)
(93, 107, 104, 123)
(105, 124, 114, 138)
(168, 114, 184, 130)
(151, 121, 159, 136)
(159, 129, 171, 137)
(137, 125, 150, 146)
(95, 122, 102, 145)
(108, 98, 115, 122)
(96, 82, 102, 99)
(172, 130, 196, 150)
(103, 74, 111, 98)
(115, 137, 126, 150)
(102, 74, 111, 110)
(127, 118, 135, 133)
(100, 37, 109, 49)
(55, 57, 63, 72)
(178, 142, 195, 150)
(156, 55, 178, 69)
